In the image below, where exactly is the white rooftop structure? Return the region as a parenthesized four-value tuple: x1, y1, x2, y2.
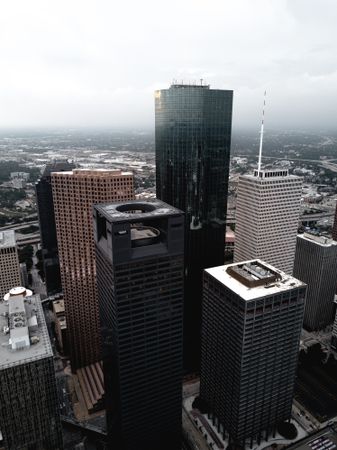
(0, 287, 53, 369)
(299, 232, 337, 247)
(0, 230, 17, 249)
(206, 259, 305, 301)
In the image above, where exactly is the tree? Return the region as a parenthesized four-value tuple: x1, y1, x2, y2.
(277, 422, 298, 440)
(19, 245, 34, 272)
(192, 396, 209, 414)
(19, 245, 34, 263)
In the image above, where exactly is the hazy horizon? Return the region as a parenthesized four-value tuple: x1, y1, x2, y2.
(1, 0, 337, 130)
(0, 126, 337, 136)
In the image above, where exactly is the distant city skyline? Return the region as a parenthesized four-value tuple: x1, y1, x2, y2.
(1, 0, 337, 130)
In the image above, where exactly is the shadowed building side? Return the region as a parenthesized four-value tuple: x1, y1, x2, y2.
(94, 199, 184, 450)
(155, 83, 233, 372)
(0, 288, 63, 449)
(293, 233, 337, 331)
(35, 160, 76, 295)
(200, 260, 306, 448)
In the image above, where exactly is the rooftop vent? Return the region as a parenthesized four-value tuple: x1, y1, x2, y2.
(227, 261, 282, 288)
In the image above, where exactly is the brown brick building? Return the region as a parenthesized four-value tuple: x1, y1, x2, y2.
(52, 169, 134, 370)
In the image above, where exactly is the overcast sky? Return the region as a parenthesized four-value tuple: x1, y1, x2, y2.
(1, 0, 336, 131)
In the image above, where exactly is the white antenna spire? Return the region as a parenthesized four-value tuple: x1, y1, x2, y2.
(257, 90, 267, 173)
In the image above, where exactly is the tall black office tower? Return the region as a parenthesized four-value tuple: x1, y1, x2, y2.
(200, 261, 306, 448)
(155, 83, 233, 371)
(94, 199, 184, 450)
(35, 160, 75, 295)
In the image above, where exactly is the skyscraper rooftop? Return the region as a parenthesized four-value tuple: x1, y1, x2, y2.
(299, 232, 337, 247)
(95, 198, 182, 222)
(206, 259, 305, 300)
(0, 288, 52, 369)
(0, 230, 17, 249)
(54, 168, 133, 177)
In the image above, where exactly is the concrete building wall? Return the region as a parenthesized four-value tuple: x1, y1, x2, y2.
(0, 231, 21, 298)
(234, 170, 302, 274)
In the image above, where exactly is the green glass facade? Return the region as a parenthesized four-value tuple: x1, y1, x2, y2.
(155, 84, 233, 371)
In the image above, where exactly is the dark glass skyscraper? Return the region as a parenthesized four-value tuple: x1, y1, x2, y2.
(155, 83, 233, 371)
(200, 260, 306, 448)
(294, 233, 337, 330)
(0, 288, 63, 449)
(94, 199, 184, 450)
(35, 160, 75, 295)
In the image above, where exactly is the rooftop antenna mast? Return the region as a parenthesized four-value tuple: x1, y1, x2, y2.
(257, 90, 267, 174)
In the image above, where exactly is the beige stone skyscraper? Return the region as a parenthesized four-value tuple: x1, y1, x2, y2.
(52, 169, 134, 370)
(234, 169, 302, 274)
(0, 230, 21, 298)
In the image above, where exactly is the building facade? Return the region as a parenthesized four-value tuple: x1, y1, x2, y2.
(0, 231, 21, 298)
(331, 299, 337, 349)
(35, 160, 76, 295)
(52, 169, 134, 370)
(94, 199, 184, 450)
(234, 169, 302, 274)
(155, 83, 233, 371)
(293, 233, 337, 331)
(52, 294, 67, 354)
(200, 260, 306, 448)
(0, 287, 62, 450)
(332, 202, 337, 242)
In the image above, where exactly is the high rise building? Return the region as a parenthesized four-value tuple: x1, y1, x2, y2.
(293, 233, 337, 330)
(0, 287, 63, 450)
(200, 260, 306, 448)
(155, 83, 233, 371)
(234, 169, 302, 274)
(52, 169, 134, 371)
(0, 230, 21, 298)
(331, 299, 337, 349)
(94, 199, 184, 450)
(35, 160, 76, 295)
(332, 202, 337, 241)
